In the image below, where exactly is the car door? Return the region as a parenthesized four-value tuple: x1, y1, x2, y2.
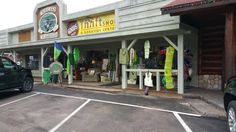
(0, 59, 8, 89)
(0, 58, 20, 89)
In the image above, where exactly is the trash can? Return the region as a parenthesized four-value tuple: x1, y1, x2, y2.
(43, 69, 50, 85)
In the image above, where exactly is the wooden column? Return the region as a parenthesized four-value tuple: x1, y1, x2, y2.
(41, 48, 45, 82)
(225, 6, 236, 82)
(178, 35, 184, 94)
(41, 47, 49, 82)
(68, 45, 73, 84)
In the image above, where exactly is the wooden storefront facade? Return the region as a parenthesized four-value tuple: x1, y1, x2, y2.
(161, 0, 236, 90)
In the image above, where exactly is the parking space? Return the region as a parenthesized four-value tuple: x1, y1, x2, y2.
(0, 90, 227, 132)
(181, 115, 227, 132)
(0, 93, 86, 132)
(56, 101, 186, 132)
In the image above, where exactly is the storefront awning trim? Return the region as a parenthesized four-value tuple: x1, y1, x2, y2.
(0, 24, 187, 51)
(161, 0, 236, 15)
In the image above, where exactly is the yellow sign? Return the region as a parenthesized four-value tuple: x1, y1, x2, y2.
(78, 13, 115, 35)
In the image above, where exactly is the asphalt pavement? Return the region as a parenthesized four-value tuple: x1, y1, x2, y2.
(0, 85, 228, 132)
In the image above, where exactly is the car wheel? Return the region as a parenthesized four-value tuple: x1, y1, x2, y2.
(228, 101, 236, 132)
(20, 77, 33, 92)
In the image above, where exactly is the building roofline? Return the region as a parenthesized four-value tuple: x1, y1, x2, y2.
(0, 0, 124, 32)
(33, 0, 66, 15)
(161, 0, 236, 15)
(7, 23, 34, 33)
(0, 23, 184, 50)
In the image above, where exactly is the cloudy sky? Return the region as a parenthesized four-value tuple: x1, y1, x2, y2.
(0, 0, 121, 30)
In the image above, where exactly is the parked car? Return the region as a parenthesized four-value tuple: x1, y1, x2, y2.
(224, 76, 236, 132)
(0, 56, 34, 92)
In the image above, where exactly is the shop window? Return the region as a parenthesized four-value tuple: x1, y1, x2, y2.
(26, 55, 39, 70)
(19, 30, 31, 42)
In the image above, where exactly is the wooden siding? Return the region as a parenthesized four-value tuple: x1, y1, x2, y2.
(118, 0, 179, 30)
(199, 25, 225, 75)
(0, 31, 8, 46)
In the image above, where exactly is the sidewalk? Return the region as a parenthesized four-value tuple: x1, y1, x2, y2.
(184, 87, 224, 109)
(184, 87, 226, 119)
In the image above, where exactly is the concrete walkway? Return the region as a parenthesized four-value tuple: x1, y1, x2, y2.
(184, 87, 226, 119)
(184, 87, 224, 110)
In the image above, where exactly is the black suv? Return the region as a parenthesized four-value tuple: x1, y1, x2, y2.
(0, 56, 34, 92)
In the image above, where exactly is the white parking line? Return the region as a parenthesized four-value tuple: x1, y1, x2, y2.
(0, 93, 39, 108)
(35, 92, 201, 117)
(49, 99, 91, 132)
(92, 99, 201, 117)
(36, 92, 88, 100)
(174, 112, 192, 132)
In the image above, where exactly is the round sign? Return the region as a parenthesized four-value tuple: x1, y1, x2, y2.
(39, 12, 58, 33)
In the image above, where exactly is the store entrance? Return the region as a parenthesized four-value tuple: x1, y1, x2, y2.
(71, 42, 120, 86)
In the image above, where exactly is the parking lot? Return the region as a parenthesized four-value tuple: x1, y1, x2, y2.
(0, 86, 228, 132)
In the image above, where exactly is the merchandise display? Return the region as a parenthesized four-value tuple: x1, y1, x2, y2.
(102, 59, 109, 71)
(164, 46, 175, 89)
(129, 48, 137, 66)
(144, 72, 153, 87)
(73, 48, 80, 64)
(144, 40, 150, 59)
(67, 57, 71, 74)
(184, 49, 193, 82)
(128, 65, 137, 84)
(119, 48, 129, 64)
(128, 48, 138, 84)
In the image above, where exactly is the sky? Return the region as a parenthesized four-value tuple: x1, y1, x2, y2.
(0, 0, 122, 30)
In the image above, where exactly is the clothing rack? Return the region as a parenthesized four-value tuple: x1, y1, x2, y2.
(126, 69, 178, 91)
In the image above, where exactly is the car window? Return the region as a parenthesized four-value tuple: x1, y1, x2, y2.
(227, 78, 236, 88)
(0, 59, 3, 68)
(1, 58, 14, 69)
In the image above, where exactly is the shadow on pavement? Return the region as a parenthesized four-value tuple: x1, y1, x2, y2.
(0, 90, 21, 100)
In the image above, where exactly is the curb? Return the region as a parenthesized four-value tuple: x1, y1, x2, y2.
(183, 94, 224, 110)
(184, 94, 226, 119)
(35, 83, 123, 94)
(66, 85, 123, 94)
(35, 83, 183, 99)
(188, 102, 226, 120)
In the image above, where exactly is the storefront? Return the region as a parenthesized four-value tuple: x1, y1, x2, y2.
(0, 0, 199, 94)
(161, 0, 236, 91)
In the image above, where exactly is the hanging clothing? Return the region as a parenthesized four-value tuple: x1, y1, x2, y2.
(129, 48, 137, 66)
(129, 48, 134, 66)
(164, 46, 175, 89)
(119, 48, 129, 64)
(144, 72, 153, 87)
(144, 40, 150, 59)
(128, 65, 137, 84)
(73, 48, 80, 64)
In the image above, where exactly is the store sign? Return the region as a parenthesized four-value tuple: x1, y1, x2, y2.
(37, 4, 60, 40)
(77, 13, 115, 36)
(67, 21, 78, 36)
